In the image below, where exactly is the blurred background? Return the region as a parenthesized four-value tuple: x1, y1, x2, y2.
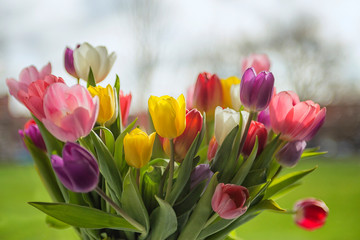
(0, 0, 359, 239)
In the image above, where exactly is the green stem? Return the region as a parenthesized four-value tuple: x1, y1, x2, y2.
(77, 78, 80, 85)
(136, 168, 140, 189)
(203, 213, 219, 229)
(237, 111, 255, 159)
(165, 139, 175, 201)
(158, 164, 170, 198)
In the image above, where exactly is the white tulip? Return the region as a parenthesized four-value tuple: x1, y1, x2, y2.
(230, 84, 241, 111)
(74, 42, 116, 83)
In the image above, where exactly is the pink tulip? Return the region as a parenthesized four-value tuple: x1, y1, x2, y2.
(42, 83, 99, 142)
(242, 54, 270, 74)
(120, 90, 132, 127)
(269, 91, 326, 141)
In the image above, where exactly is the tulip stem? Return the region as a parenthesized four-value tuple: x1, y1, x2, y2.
(203, 213, 219, 229)
(165, 139, 175, 202)
(158, 164, 170, 197)
(237, 111, 255, 159)
(136, 168, 140, 189)
(94, 187, 145, 233)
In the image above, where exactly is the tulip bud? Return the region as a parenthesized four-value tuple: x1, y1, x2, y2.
(211, 183, 249, 219)
(242, 54, 270, 74)
(294, 198, 329, 231)
(51, 142, 99, 193)
(123, 128, 156, 169)
(242, 121, 267, 156)
(88, 84, 116, 126)
(19, 119, 46, 151)
(240, 68, 274, 112)
(221, 76, 240, 109)
(148, 94, 186, 139)
(193, 72, 223, 118)
(120, 90, 132, 127)
(207, 136, 218, 161)
(64, 45, 80, 78)
(186, 84, 195, 110)
(190, 164, 213, 190)
(230, 84, 241, 111)
(257, 108, 271, 130)
(276, 140, 307, 167)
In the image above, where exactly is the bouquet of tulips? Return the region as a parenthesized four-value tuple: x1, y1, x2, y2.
(8, 43, 329, 240)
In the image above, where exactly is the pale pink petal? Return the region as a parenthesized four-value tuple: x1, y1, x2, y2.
(39, 63, 52, 79)
(42, 118, 77, 142)
(19, 66, 40, 85)
(60, 107, 91, 138)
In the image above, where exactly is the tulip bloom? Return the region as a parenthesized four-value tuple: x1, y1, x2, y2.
(207, 136, 218, 161)
(276, 140, 307, 167)
(269, 91, 326, 141)
(186, 84, 195, 110)
(64, 46, 80, 78)
(51, 142, 99, 193)
(257, 108, 271, 130)
(162, 109, 203, 162)
(211, 183, 249, 219)
(230, 84, 241, 111)
(242, 54, 270, 74)
(148, 94, 186, 139)
(123, 128, 156, 169)
(240, 68, 274, 112)
(88, 84, 116, 125)
(294, 198, 329, 231)
(73, 42, 116, 83)
(221, 76, 241, 109)
(242, 121, 267, 156)
(120, 90, 132, 127)
(19, 119, 46, 151)
(42, 83, 99, 142)
(193, 72, 223, 118)
(190, 164, 214, 190)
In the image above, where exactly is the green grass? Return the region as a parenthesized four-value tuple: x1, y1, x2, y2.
(0, 157, 359, 240)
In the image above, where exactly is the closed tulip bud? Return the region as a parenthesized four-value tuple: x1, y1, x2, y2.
(242, 54, 271, 74)
(120, 90, 132, 127)
(74, 42, 116, 83)
(42, 83, 99, 142)
(242, 121, 267, 156)
(19, 119, 46, 151)
(186, 84, 195, 110)
(211, 183, 249, 219)
(269, 91, 326, 141)
(240, 68, 274, 112)
(294, 198, 329, 231)
(257, 108, 271, 130)
(207, 136, 218, 161)
(123, 128, 156, 169)
(230, 84, 241, 111)
(51, 142, 99, 193)
(221, 76, 241, 109)
(88, 84, 116, 126)
(190, 164, 214, 190)
(276, 140, 307, 167)
(148, 94, 186, 139)
(64, 46, 80, 78)
(193, 72, 223, 118)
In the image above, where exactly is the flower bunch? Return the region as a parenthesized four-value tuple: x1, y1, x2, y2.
(8, 48, 328, 239)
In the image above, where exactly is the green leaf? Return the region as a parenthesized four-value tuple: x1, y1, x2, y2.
(264, 166, 317, 199)
(301, 151, 327, 159)
(142, 166, 162, 213)
(87, 67, 96, 87)
(94, 126, 115, 154)
(113, 75, 122, 135)
(149, 196, 178, 240)
(45, 215, 70, 229)
(252, 199, 286, 212)
(271, 182, 302, 200)
(252, 135, 281, 170)
(121, 170, 150, 237)
(243, 168, 267, 187)
(29, 202, 141, 232)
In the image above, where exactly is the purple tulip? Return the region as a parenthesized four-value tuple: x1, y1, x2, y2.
(240, 68, 274, 112)
(64, 46, 79, 78)
(276, 140, 307, 167)
(190, 164, 214, 190)
(51, 142, 99, 192)
(19, 119, 46, 151)
(257, 108, 271, 130)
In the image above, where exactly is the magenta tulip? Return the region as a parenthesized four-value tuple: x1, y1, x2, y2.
(64, 46, 80, 78)
(19, 119, 46, 151)
(294, 198, 329, 231)
(42, 83, 99, 142)
(242, 54, 270, 74)
(276, 140, 307, 167)
(190, 164, 213, 190)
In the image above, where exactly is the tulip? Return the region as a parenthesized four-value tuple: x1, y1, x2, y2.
(230, 84, 241, 111)
(64, 45, 80, 78)
(193, 72, 223, 118)
(242, 54, 270, 74)
(148, 94, 186, 139)
(88, 84, 116, 126)
(240, 68, 274, 112)
(123, 128, 156, 169)
(207, 136, 218, 161)
(221, 76, 241, 109)
(276, 140, 307, 167)
(120, 90, 132, 127)
(211, 183, 249, 219)
(19, 119, 46, 151)
(73, 42, 116, 83)
(257, 108, 271, 130)
(162, 109, 203, 162)
(186, 84, 195, 110)
(293, 198, 329, 231)
(51, 142, 99, 193)
(42, 83, 99, 142)
(214, 106, 249, 146)
(190, 164, 214, 190)
(269, 91, 326, 141)
(242, 121, 268, 156)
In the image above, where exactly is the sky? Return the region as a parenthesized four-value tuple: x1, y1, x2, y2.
(1, 0, 359, 116)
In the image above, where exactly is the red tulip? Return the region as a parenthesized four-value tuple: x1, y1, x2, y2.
(242, 54, 270, 74)
(294, 198, 329, 231)
(120, 90, 132, 127)
(242, 121, 267, 156)
(207, 136, 218, 161)
(211, 183, 249, 219)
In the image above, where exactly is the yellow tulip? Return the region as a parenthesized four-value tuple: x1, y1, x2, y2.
(148, 94, 186, 139)
(123, 128, 156, 169)
(220, 76, 241, 108)
(88, 84, 116, 125)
